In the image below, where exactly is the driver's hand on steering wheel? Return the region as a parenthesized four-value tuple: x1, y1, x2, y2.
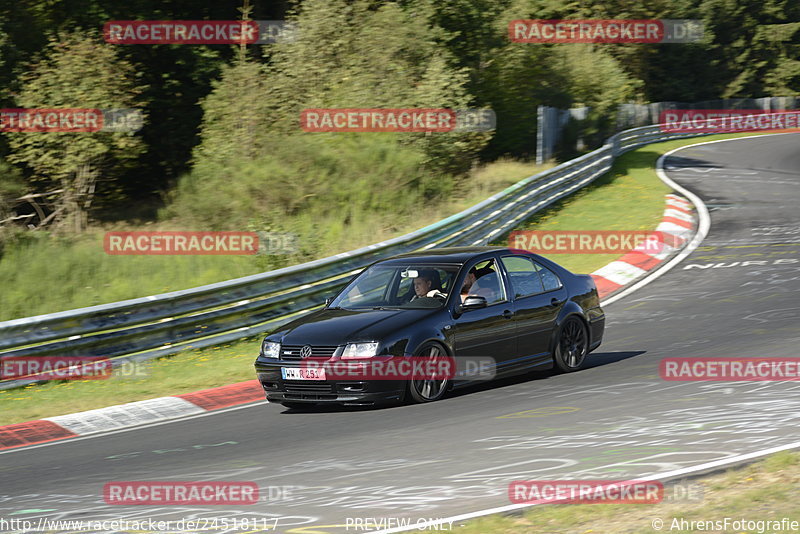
(427, 289, 447, 299)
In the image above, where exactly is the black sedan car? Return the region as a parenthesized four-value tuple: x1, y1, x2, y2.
(254, 247, 605, 408)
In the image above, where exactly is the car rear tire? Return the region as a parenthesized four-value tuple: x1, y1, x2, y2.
(407, 342, 450, 403)
(281, 401, 315, 410)
(553, 316, 589, 372)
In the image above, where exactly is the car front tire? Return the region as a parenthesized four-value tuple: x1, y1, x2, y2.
(407, 342, 450, 403)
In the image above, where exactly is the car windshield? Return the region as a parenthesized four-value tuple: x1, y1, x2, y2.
(330, 263, 461, 309)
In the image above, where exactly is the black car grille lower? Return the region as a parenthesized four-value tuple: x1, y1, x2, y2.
(283, 381, 335, 393)
(281, 345, 338, 361)
(282, 381, 337, 400)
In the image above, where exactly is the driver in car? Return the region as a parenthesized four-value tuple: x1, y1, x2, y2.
(412, 272, 434, 300)
(409, 270, 449, 301)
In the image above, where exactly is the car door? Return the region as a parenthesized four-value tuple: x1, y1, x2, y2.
(450, 258, 517, 377)
(499, 255, 568, 366)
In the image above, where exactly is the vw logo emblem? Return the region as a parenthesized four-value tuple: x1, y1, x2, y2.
(300, 345, 313, 359)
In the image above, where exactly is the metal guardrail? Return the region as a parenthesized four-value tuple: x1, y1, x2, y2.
(0, 123, 720, 387)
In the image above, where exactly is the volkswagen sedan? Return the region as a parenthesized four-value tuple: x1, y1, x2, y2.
(254, 247, 605, 408)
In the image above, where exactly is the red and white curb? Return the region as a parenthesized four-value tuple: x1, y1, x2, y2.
(0, 380, 264, 451)
(591, 193, 696, 299)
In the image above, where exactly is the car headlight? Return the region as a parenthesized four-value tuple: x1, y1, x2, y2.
(341, 342, 379, 359)
(261, 340, 281, 359)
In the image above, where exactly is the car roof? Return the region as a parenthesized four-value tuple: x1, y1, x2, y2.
(379, 246, 514, 265)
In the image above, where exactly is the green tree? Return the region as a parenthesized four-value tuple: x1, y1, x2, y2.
(472, 0, 643, 158)
(170, 0, 483, 247)
(6, 30, 145, 233)
(194, 0, 487, 176)
(191, 58, 268, 176)
(711, 0, 800, 96)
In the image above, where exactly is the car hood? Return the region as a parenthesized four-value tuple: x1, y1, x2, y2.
(271, 307, 439, 346)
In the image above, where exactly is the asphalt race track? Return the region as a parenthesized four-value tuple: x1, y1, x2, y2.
(1, 133, 799, 533)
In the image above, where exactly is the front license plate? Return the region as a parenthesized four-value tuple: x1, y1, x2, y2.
(282, 367, 326, 381)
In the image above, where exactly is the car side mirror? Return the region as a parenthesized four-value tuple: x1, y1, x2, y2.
(458, 295, 487, 312)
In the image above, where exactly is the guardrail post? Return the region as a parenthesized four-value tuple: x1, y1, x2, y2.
(536, 105, 545, 165)
(611, 134, 620, 158)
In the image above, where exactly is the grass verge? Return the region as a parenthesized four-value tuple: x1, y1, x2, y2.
(454, 450, 800, 533)
(0, 131, 775, 425)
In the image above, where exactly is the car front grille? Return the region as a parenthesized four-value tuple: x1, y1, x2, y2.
(283, 381, 335, 393)
(281, 345, 338, 361)
(282, 381, 337, 400)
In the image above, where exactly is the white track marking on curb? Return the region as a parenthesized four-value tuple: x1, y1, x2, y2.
(666, 197, 692, 209)
(0, 401, 268, 455)
(45, 397, 204, 435)
(666, 201, 692, 212)
(663, 208, 694, 222)
(634, 236, 682, 259)
(656, 220, 692, 234)
(592, 261, 647, 286)
(589, 192, 694, 285)
(640, 247, 679, 261)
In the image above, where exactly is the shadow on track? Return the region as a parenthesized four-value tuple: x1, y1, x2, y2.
(446, 350, 646, 400)
(278, 351, 646, 413)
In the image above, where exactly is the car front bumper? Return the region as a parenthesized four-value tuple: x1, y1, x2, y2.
(254, 361, 405, 405)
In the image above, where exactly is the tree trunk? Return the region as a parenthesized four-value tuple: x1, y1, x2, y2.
(58, 164, 98, 234)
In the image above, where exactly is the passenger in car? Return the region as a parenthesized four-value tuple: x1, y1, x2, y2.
(459, 268, 478, 301)
(470, 271, 501, 303)
(460, 265, 494, 302)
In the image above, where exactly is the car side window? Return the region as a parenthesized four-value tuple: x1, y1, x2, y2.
(464, 259, 507, 305)
(535, 262, 563, 291)
(501, 256, 544, 298)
